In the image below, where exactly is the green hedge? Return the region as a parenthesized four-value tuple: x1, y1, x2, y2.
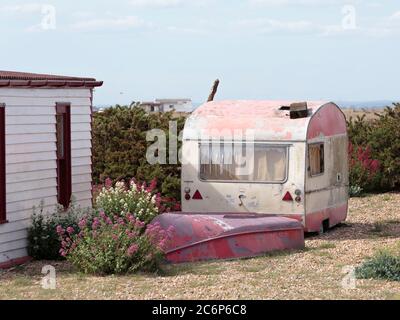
(347, 103, 400, 192)
(92, 103, 400, 199)
(92, 104, 186, 200)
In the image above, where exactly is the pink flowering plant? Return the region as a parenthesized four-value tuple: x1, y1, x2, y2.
(95, 178, 160, 224)
(349, 143, 381, 195)
(57, 212, 174, 274)
(57, 178, 178, 274)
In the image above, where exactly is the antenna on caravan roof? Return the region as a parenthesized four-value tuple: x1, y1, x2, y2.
(207, 79, 220, 102)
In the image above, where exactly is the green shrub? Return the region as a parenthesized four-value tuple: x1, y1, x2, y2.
(356, 250, 400, 281)
(28, 201, 91, 260)
(92, 104, 186, 201)
(347, 103, 400, 191)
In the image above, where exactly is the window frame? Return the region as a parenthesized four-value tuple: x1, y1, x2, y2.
(198, 141, 290, 184)
(308, 142, 325, 177)
(0, 103, 6, 224)
(56, 103, 72, 209)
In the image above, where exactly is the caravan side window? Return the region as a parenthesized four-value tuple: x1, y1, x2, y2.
(309, 143, 324, 176)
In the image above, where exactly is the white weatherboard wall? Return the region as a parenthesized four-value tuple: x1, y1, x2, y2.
(0, 88, 93, 264)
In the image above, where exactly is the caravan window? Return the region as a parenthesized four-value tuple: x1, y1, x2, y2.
(309, 143, 324, 176)
(199, 143, 288, 183)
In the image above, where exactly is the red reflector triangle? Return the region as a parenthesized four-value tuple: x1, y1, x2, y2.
(192, 190, 203, 200)
(282, 191, 293, 201)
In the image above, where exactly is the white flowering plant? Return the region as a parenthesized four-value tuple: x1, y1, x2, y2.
(95, 178, 160, 224)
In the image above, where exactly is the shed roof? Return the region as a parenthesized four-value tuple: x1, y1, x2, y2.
(0, 70, 103, 88)
(184, 100, 333, 141)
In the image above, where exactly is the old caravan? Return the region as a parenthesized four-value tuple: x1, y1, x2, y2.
(182, 100, 349, 232)
(155, 100, 348, 263)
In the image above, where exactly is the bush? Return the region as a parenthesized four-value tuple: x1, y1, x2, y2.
(58, 214, 174, 275)
(356, 250, 400, 281)
(95, 177, 180, 215)
(347, 103, 400, 191)
(348, 143, 380, 193)
(28, 201, 90, 260)
(95, 179, 160, 224)
(58, 178, 176, 274)
(92, 104, 186, 201)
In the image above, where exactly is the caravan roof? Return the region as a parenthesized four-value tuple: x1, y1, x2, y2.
(184, 100, 345, 141)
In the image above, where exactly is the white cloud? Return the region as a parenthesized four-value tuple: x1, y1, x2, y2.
(238, 18, 316, 34)
(129, 0, 182, 8)
(366, 2, 382, 8)
(0, 3, 43, 14)
(320, 24, 362, 36)
(70, 16, 151, 31)
(129, 0, 209, 8)
(249, 0, 362, 6)
(72, 11, 97, 19)
(0, 3, 57, 33)
(390, 11, 400, 21)
(25, 23, 45, 33)
(165, 25, 205, 34)
(236, 18, 375, 37)
(237, 7, 400, 38)
(353, 11, 400, 37)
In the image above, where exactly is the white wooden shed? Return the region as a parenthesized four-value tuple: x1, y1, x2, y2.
(0, 70, 103, 267)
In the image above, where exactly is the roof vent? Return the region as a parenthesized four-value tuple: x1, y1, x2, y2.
(281, 102, 309, 119)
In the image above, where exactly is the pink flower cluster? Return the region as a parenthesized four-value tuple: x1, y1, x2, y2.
(145, 222, 175, 251)
(349, 143, 380, 178)
(129, 177, 158, 194)
(57, 209, 175, 260)
(127, 244, 139, 257)
(105, 177, 113, 189)
(56, 226, 74, 257)
(92, 217, 100, 230)
(158, 197, 182, 213)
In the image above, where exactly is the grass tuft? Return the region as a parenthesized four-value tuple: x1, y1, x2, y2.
(356, 250, 400, 282)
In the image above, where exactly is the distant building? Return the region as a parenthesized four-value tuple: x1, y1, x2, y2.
(93, 106, 106, 113)
(139, 99, 193, 113)
(139, 101, 163, 113)
(156, 99, 193, 113)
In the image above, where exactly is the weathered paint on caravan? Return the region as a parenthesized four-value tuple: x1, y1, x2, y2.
(180, 100, 348, 233)
(0, 71, 102, 268)
(305, 103, 349, 232)
(156, 100, 348, 263)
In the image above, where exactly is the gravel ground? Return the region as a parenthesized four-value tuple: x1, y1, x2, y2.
(1, 192, 400, 300)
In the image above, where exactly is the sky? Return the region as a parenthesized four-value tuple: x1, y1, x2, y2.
(1, 0, 400, 106)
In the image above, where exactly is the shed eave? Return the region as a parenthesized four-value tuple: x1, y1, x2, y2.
(0, 80, 103, 88)
(0, 70, 103, 88)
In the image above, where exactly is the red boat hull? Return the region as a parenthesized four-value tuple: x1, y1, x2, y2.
(152, 213, 305, 263)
